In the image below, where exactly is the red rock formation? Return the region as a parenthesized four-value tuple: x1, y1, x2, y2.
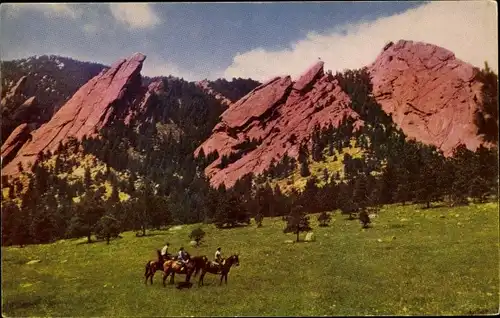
(196, 61, 362, 188)
(2, 53, 154, 176)
(12, 96, 37, 121)
(368, 40, 486, 155)
(1, 123, 32, 165)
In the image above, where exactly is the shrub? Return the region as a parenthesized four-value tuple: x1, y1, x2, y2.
(317, 211, 332, 227)
(95, 214, 121, 244)
(359, 210, 371, 229)
(189, 227, 206, 247)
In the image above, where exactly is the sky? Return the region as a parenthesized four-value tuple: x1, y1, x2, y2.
(0, 2, 497, 82)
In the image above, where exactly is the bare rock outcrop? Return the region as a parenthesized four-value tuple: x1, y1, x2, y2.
(196, 61, 362, 188)
(368, 40, 487, 155)
(1, 123, 33, 165)
(2, 53, 156, 176)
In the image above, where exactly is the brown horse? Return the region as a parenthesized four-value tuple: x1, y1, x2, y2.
(198, 254, 240, 286)
(144, 250, 175, 285)
(162, 254, 208, 286)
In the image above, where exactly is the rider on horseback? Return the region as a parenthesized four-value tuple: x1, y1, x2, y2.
(214, 247, 223, 270)
(177, 247, 189, 272)
(161, 242, 170, 262)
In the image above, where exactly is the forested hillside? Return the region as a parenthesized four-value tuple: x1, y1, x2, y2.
(1, 55, 107, 143)
(2, 65, 497, 247)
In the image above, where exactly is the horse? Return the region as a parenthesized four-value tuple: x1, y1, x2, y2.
(198, 254, 240, 286)
(162, 254, 207, 286)
(191, 255, 209, 277)
(144, 250, 175, 285)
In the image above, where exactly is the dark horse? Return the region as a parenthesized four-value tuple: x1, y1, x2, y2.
(162, 254, 208, 286)
(198, 254, 240, 286)
(144, 250, 175, 285)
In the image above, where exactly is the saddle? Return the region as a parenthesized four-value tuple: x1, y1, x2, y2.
(210, 260, 224, 270)
(175, 260, 190, 272)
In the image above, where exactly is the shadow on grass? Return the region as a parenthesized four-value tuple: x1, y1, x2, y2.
(3, 295, 59, 313)
(3, 257, 31, 265)
(175, 281, 193, 290)
(75, 236, 123, 245)
(215, 224, 251, 230)
(135, 232, 165, 238)
(420, 204, 447, 210)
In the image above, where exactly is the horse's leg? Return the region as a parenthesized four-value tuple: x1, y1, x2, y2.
(150, 270, 155, 285)
(144, 262, 150, 285)
(170, 272, 175, 285)
(225, 273, 228, 285)
(163, 269, 169, 287)
(198, 271, 205, 287)
(219, 273, 224, 286)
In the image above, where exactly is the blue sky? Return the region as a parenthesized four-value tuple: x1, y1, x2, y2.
(1, 2, 497, 81)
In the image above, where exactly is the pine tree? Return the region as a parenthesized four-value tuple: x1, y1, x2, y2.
(1, 200, 20, 246)
(95, 213, 121, 244)
(254, 212, 263, 227)
(30, 193, 60, 243)
(84, 167, 92, 190)
(66, 191, 105, 243)
(414, 146, 444, 208)
(338, 181, 357, 219)
(359, 209, 371, 229)
(300, 160, 311, 177)
(273, 184, 287, 217)
(353, 174, 369, 209)
(109, 182, 120, 204)
(302, 176, 319, 212)
(283, 205, 312, 242)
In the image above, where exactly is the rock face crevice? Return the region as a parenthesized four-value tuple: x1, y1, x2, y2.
(1, 53, 163, 176)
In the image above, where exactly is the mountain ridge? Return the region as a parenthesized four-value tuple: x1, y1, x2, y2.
(195, 39, 496, 188)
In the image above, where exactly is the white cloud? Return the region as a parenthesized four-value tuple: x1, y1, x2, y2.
(223, 1, 498, 81)
(3, 3, 82, 19)
(108, 3, 160, 29)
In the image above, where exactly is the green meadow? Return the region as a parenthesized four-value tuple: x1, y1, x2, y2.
(2, 202, 499, 316)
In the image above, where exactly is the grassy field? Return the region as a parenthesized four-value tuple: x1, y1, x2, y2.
(2, 202, 499, 316)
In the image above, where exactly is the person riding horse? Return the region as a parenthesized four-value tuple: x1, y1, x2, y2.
(214, 247, 223, 270)
(177, 247, 189, 272)
(160, 242, 170, 263)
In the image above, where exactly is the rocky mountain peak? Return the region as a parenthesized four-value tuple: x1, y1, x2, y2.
(2, 53, 155, 176)
(368, 39, 486, 155)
